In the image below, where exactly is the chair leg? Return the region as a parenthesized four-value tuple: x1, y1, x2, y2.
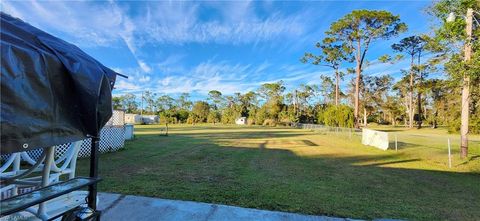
(37, 146, 55, 220)
(12, 154, 21, 196)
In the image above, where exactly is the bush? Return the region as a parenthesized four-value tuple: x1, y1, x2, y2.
(207, 111, 221, 124)
(176, 110, 190, 123)
(317, 105, 354, 128)
(159, 115, 177, 124)
(447, 120, 460, 134)
(471, 117, 480, 134)
(278, 107, 296, 123)
(449, 117, 480, 134)
(262, 119, 277, 126)
(255, 107, 268, 125)
(186, 116, 194, 124)
(191, 101, 210, 123)
(221, 108, 237, 124)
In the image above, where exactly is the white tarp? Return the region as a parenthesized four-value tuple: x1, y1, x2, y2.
(362, 128, 389, 150)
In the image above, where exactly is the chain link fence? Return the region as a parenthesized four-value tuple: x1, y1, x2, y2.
(387, 131, 480, 164)
(293, 123, 363, 142)
(294, 123, 480, 168)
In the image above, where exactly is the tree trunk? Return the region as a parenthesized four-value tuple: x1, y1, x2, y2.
(461, 8, 473, 158)
(417, 91, 422, 129)
(354, 40, 362, 128)
(293, 90, 297, 117)
(363, 107, 367, 127)
(432, 110, 438, 129)
(409, 56, 414, 129)
(417, 50, 423, 129)
(403, 96, 409, 127)
(461, 75, 470, 158)
(355, 70, 360, 128)
(423, 104, 427, 124)
(335, 70, 339, 106)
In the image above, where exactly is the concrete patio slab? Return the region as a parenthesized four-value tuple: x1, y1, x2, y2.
(97, 192, 361, 221)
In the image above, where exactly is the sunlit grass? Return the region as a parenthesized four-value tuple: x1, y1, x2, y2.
(78, 124, 480, 220)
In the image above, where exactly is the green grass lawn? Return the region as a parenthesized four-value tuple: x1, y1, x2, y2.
(78, 124, 480, 220)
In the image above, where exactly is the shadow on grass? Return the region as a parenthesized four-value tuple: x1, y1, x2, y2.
(388, 141, 410, 150)
(301, 140, 319, 146)
(159, 130, 311, 140)
(373, 129, 406, 132)
(78, 127, 480, 221)
(365, 158, 421, 166)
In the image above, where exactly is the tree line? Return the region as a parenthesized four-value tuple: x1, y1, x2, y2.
(113, 0, 479, 156)
(113, 82, 354, 127)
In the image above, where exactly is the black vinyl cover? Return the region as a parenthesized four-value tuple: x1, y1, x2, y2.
(1, 13, 118, 154)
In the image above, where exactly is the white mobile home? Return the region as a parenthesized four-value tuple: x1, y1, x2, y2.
(125, 114, 142, 124)
(142, 115, 159, 124)
(125, 114, 159, 124)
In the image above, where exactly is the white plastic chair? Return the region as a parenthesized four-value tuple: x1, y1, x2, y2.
(1, 141, 86, 220)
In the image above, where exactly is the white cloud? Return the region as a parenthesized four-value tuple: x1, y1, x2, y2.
(141, 13, 305, 45)
(152, 61, 252, 95)
(115, 79, 141, 91)
(139, 76, 151, 83)
(138, 60, 152, 73)
(2, 1, 132, 47)
(1, 1, 307, 48)
(159, 77, 173, 86)
(109, 54, 348, 97)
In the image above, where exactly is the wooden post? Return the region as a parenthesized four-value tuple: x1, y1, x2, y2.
(395, 135, 398, 152)
(166, 123, 169, 136)
(448, 138, 452, 168)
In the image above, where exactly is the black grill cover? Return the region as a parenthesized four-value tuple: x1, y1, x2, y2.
(1, 13, 118, 154)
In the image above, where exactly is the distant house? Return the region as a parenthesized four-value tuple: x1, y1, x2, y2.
(125, 114, 159, 124)
(125, 114, 142, 124)
(142, 115, 159, 124)
(235, 117, 247, 125)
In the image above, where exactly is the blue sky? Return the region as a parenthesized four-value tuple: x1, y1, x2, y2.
(1, 1, 435, 100)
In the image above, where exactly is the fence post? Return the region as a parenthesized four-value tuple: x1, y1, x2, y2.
(167, 123, 169, 136)
(448, 138, 452, 168)
(395, 135, 398, 152)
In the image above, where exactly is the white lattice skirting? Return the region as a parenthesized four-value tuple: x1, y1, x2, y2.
(1, 110, 127, 162)
(19, 126, 125, 161)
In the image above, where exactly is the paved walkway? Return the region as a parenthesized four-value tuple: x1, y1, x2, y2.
(98, 192, 361, 221)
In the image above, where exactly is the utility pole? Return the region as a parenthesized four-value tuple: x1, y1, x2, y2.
(460, 8, 473, 158)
